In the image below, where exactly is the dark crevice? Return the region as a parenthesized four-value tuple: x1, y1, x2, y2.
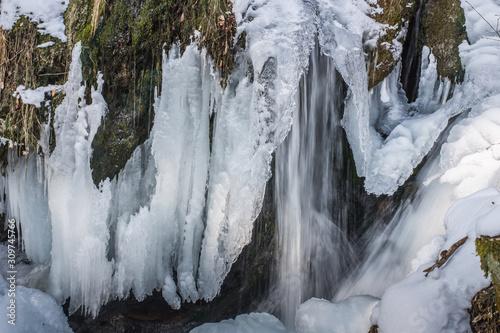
(400, 0, 424, 103)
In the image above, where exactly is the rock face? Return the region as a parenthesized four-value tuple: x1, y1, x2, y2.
(420, 0, 467, 83)
(367, 0, 417, 90)
(368, 0, 467, 91)
(476, 236, 500, 315)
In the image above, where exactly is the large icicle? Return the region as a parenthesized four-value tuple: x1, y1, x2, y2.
(45, 42, 113, 317)
(5, 152, 51, 264)
(113, 44, 211, 308)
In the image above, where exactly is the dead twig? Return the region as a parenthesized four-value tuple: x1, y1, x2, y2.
(424, 236, 468, 277)
(466, 0, 500, 39)
(38, 72, 69, 76)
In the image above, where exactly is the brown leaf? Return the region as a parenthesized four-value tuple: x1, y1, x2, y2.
(218, 15, 225, 26)
(180, 13, 185, 22)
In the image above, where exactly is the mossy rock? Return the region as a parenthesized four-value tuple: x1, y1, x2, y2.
(476, 236, 500, 316)
(1, 0, 239, 182)
(420, 0, 467, 83)
(367, 0, 417, 89)
(0, 16, 71, 149)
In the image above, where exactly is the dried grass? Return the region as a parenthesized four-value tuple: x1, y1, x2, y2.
(91, 0, 106, 36)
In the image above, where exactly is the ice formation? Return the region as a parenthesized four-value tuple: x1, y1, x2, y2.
(3, 0, 317, 315)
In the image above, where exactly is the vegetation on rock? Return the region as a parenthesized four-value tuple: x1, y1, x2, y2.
(420, 0, 467, 83)
(0, 0, 238, 182)
(476, 236, 500, 315)
(367, 0, 416, 90)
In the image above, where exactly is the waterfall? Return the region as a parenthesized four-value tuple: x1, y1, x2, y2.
(274, 44, 357, 327)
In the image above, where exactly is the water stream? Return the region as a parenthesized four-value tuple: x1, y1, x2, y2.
(274, 45, 357, 327)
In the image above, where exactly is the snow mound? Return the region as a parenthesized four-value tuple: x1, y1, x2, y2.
(191, 313, 290, 333)
(373, 188, 500, 332)
(296, 296, 379, 333)
(0, 0, 68, 41)
(0, 274, 72, 332)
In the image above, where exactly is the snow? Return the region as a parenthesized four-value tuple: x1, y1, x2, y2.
(0, 275, 72, 332)
(37, 41, 55, 48)
(439, 94, 500, 199)
(373, 188, 500, 333)
(460, 0, 500, 43)
(295, 296, 379, 333)
(191, 313, 290, 333)
(13, 85, 63, 107)
(0, 0, 69, 42)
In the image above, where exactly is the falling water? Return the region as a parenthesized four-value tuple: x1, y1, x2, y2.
(274, 45, 357, 327)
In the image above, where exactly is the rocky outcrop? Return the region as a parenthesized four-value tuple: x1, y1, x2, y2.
(420, 0, 467, 83)
(368, 0, 467, 91)
(476, 236, 500, 315)
(367, 0, 417, 90)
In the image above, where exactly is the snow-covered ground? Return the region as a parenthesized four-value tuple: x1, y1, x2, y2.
(0, 0, 68, 41)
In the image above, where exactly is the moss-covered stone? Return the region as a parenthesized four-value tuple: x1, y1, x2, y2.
(0, 16, 70, 150)
(367, 0, 417, 89)
(71, 0, 238, 184)
(420, 0, 467, 83)
(476, 236, 500, 315)
(0, 0, 239, 182)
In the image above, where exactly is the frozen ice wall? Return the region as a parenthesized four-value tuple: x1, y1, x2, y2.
(2, 0, 317, 315)
(4, 0, 500, 322)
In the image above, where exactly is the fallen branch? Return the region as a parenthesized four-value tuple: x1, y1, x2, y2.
(424, 236, 468, 277)
(38, 72, 69, 76)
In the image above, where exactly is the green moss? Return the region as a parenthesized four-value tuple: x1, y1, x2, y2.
(420, 0, 467, 83)
(476, 238, 500, 278)
(1, 0, 240, 181)
(476, 237, 500, 315)
(368, 0, 417, 89)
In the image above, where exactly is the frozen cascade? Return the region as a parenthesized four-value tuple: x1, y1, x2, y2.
(4, 0, 500, 328)
(5, 151, 51, 264)
(44, 42, 113, 317)
(3, 0, 317, 314)
(274, 44, 357, 327)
